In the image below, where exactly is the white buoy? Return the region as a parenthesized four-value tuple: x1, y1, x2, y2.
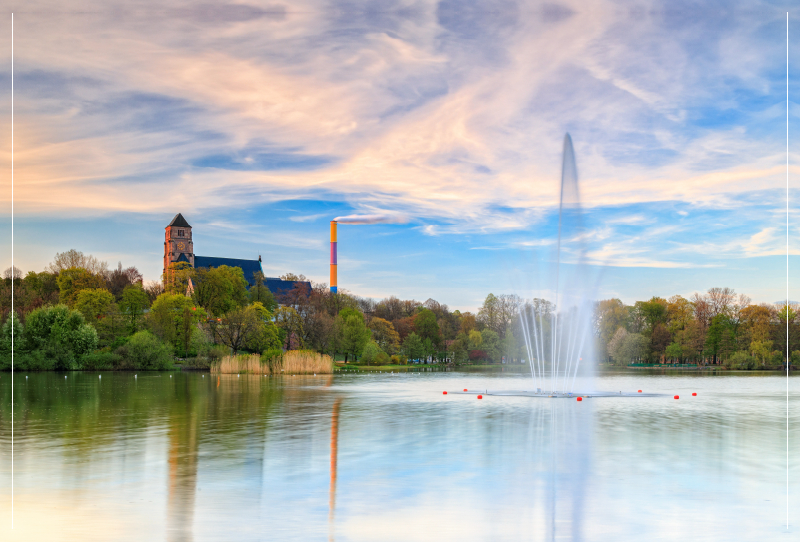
(170, 375, 172, 378)
(65, 376, 67, 378)
(238, 374, 240, 377)
(135, 375, 137, 378)
(99, 375, 102, 379)
(202, 375, 204, 378)
(26, 376, 28, 379)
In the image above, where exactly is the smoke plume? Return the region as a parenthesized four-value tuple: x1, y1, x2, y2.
(332, 214, 406, 225)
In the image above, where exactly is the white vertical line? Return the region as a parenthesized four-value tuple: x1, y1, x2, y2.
(786, 10, 789, 532)
(10, 12, 14, 531)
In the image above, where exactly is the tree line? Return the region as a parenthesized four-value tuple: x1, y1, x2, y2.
(1, 251, 797, 370)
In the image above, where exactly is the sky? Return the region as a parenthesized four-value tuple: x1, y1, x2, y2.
(0, 0, 798, 311)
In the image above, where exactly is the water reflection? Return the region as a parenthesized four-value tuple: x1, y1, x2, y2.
(0, 372, 796, 541)
(329, 398, 342, 542)
(167, 378, 200, 542)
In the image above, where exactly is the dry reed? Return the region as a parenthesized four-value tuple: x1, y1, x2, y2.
(211, 351, 333, 375)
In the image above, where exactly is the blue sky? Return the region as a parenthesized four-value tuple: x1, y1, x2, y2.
(0, 1, 798, 310)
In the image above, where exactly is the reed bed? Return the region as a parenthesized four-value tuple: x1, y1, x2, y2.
(210, 350, 333, 375)
(281, 350, 333, 374)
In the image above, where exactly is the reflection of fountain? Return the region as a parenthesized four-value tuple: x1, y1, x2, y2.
(167, 381, 200, 542)
(519, 134, 597, 395)
(328, 398, 342, 542)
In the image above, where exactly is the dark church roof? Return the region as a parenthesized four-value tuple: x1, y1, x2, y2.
(194, 256, 263, 287)
(264, 278, 311, 296)
(168, 213, 192, 228)
(193, 255, 311, 295)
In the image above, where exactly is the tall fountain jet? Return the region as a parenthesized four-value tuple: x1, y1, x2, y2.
(519, 134, 597, 395)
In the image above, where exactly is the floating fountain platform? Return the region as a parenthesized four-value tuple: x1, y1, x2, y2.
(449, 390, 664, 398)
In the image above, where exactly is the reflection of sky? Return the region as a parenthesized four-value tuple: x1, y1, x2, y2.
(0, 2, 798, 308)
(1, 372, 798, 541)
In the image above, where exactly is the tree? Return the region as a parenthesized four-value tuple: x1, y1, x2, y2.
(618, 333, 648, 364)
(279, 273, 307, 282)
(149, 293, 206, 356)
(360, 340, 384, 365)
(56, 267, 107, 307)
(480, 329, 501, 362)
(639, 297, 668, 334)
(105, 262, 143, 300)
(338, 308, 370, 361)
(369, 317, 400, 354)
(120, 284, 150, 333)
(459, 313, 477, 334)
(650, 324, 671, 360)
(402, 332, 424, 360)
(209, 305, 264, 354)
(48, 249, 108, 275)
(665, 342, 683, 362)
(705, 314, 732, 364)
(163, 262, 194, 295)
(275, 306, 305, 350)
(22, 305, 98, 369)
(595, 299, 629, 353)
(478, 294, 501, 334)
(607, 327, 628, 364)
(413, 308, 442, 348)
(249, 272, 277, 311)
(192, 265, 249, 317)
(75, 288, 115, 323)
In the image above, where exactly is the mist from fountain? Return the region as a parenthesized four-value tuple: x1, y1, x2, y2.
(519, 134, 598, 395)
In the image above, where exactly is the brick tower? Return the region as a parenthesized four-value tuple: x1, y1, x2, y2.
(163, 213, 194, 279)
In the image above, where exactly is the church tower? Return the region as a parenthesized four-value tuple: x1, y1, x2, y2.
(163, 213, 194, 278)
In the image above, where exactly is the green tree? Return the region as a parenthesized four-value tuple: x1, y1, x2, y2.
(249, 272, 277, 311)
(120, 285, 150, 334)
(402, 332, 424, 360)
(414, 308, 442, 348)
(338, 308, 370, 361)
(360, 340, 384, 365)
(209, 305, 265, 354)
(163, 261, 194, 295)
(149, 293, 207, 356)
(665, 342, 683, 362)
(193, 265, 249, 316)
(56, 267, 106, 307)
(22, 305, 98, 369)
(480, 329, 501, 362)
(75, 288, 115, 323)
(116, 330, 173, 370)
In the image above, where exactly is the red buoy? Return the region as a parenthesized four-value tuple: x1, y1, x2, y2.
(577, 397, 582, 401)
(463, 389, 468, 392)
(674, 395, 679, 399)
(692, 392, 697, 396)
(477, 395, 483, 399)
(638, 390, 642, 393)
(443, 391, 447, 395)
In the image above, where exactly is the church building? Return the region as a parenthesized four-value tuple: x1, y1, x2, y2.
(163, 213, 309, 295)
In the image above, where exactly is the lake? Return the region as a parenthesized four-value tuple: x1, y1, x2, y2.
(0, 370, 797, 541)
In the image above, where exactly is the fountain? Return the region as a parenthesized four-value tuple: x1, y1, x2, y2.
(452, 135, 661, 399)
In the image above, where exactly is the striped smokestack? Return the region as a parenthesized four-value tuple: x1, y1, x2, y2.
(330, 221, 338, 293)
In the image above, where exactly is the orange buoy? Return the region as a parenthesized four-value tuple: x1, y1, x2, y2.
(692, 392, 697, 396)
(477, 395, 483, 399)
(674, 395, 679, 399)
(577, 397, 582, 401)
(443, 391, 448, 395)
(638, 390, 642, 393)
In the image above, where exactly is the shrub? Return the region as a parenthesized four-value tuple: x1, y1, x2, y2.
(360, 340, 382, 365)
(375, 351, 391, 365)
(208, 344, 229, 362)
(21, 305, 98, 370)
(727, 351, 757, 370)
(390, 354, 407, 365)
(116, 330, 173, 370)
(82, 350, 122, 370)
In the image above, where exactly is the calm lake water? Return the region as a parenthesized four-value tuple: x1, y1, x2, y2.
(0, 370, 798, 541)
